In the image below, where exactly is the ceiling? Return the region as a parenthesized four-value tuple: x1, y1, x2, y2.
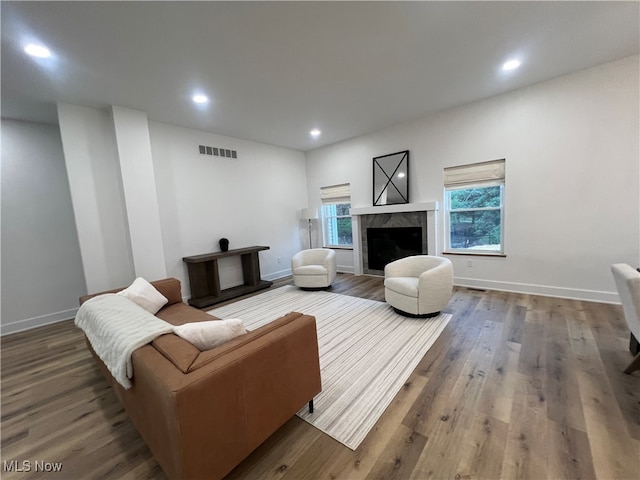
(2, 1, 638, 152)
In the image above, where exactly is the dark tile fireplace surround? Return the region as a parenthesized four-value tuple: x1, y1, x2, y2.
(359, 211, 428, 275)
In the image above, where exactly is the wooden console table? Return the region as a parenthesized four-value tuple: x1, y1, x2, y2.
(183, 246, 273, 308)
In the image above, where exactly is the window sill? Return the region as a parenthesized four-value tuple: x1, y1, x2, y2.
(442, 251, 506, 258)
(323, 246, 353, 251)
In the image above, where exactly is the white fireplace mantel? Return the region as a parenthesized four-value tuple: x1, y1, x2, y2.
(350, 201, 439, 276)
(350, 201, 438, 217)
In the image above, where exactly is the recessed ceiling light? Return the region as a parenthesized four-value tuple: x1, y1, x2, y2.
(24, 43, 51, 58)
(310, 129, 321, 137)
(192, 94, 209, 104)
(502, 59, 521, 71)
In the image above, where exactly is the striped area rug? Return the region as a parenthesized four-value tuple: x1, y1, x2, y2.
(208, 285, 451, 450)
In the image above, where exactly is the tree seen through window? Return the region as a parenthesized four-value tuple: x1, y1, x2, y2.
(448, 186, 502, 251)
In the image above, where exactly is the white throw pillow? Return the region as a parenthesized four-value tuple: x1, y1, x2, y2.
(117, 277, 168, 314)
(173, 319, 247, 351)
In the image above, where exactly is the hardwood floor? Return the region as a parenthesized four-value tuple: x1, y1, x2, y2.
(1, 273, 638, 479)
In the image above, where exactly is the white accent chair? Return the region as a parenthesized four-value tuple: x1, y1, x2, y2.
(384, 255, 453, 317)
(611, 263, 640, 374)
(292, 248, 337, 289)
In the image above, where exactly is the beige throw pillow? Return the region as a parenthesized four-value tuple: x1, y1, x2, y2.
(117, 277, 168, 314)
(173, 319, 247, 351)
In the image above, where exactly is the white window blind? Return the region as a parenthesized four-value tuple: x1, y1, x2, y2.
(321, 183, 351, 204)
(444, 159, 505, 188)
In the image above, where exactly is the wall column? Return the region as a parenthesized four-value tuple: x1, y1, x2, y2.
(58, 102, 135, 293)
(111, 106, 167, 280)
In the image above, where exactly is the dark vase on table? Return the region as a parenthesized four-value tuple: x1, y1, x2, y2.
(219, 238, 229, 252)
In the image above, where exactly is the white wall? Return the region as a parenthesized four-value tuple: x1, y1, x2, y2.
(306, 56, 640, 302)
(57, 102, 308, 299)
(1, 119, 86, 334)
(57, 103, 135, 293)
(3, 103, 307, 335)
(149, 121, 308, 290)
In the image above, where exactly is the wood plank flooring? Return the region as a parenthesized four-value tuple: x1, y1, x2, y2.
(1, 273, 638, 479)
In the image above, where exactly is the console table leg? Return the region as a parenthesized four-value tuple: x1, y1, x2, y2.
(187, 260, 221, 301)
(242, 252, 261, 286)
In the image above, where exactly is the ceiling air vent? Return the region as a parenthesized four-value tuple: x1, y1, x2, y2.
(198, 145, 237, 159)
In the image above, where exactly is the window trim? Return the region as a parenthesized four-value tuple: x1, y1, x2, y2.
(442, 251, 507, 258)
(443, 182, 505, 255)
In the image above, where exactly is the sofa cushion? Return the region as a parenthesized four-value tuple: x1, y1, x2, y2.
(156, 302, 216, 326)
(187, 312, 303, 373)
(152, 303, 223, 371)
(118, 277, 168, 314)
(174, 319, 247, 351)
(149, 278, 184, 306)
(152, 334, 200, 373)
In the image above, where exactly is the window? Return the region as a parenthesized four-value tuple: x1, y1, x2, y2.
(444, 160, 505, 254)
(321, 184, 352, 248)
(323, 203, 353, 247)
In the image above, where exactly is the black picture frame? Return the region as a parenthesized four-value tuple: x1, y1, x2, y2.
(373, 150, 409, 206)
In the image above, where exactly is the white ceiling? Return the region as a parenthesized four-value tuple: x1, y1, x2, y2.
(2, 1, 638, 151)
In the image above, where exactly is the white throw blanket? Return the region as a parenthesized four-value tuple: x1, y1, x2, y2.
(75, 294, 174, 389)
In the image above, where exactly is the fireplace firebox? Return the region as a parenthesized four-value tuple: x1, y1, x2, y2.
(367, 227, 423, 271)
(350, 202, 437, 276)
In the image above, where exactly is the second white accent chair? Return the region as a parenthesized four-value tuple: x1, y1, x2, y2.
(384, 255, 453, 317)
(611, 263, 640, 374)
(292, 248, 337, 289)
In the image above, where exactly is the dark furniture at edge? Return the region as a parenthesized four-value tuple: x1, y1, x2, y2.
(183, 246, 273, 308)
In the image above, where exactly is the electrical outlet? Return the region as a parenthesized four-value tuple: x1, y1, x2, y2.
(277, 257, 281, 264)
(467, 260, 473, 268)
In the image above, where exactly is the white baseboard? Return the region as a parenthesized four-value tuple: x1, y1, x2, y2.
(454, 276, 620, 304)
(263, 268, 292, 281)
(264, 266, 354, 279)
(1, 308, 78, 336)
(337, 265, 355, 274)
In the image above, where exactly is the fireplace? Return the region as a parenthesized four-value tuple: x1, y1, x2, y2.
(350, 202, 438, 276)
(357, 210, 429, 275)
(367, 227, 422, 270)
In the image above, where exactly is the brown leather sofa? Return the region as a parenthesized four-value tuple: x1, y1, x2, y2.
(79, 278, 322, 480)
